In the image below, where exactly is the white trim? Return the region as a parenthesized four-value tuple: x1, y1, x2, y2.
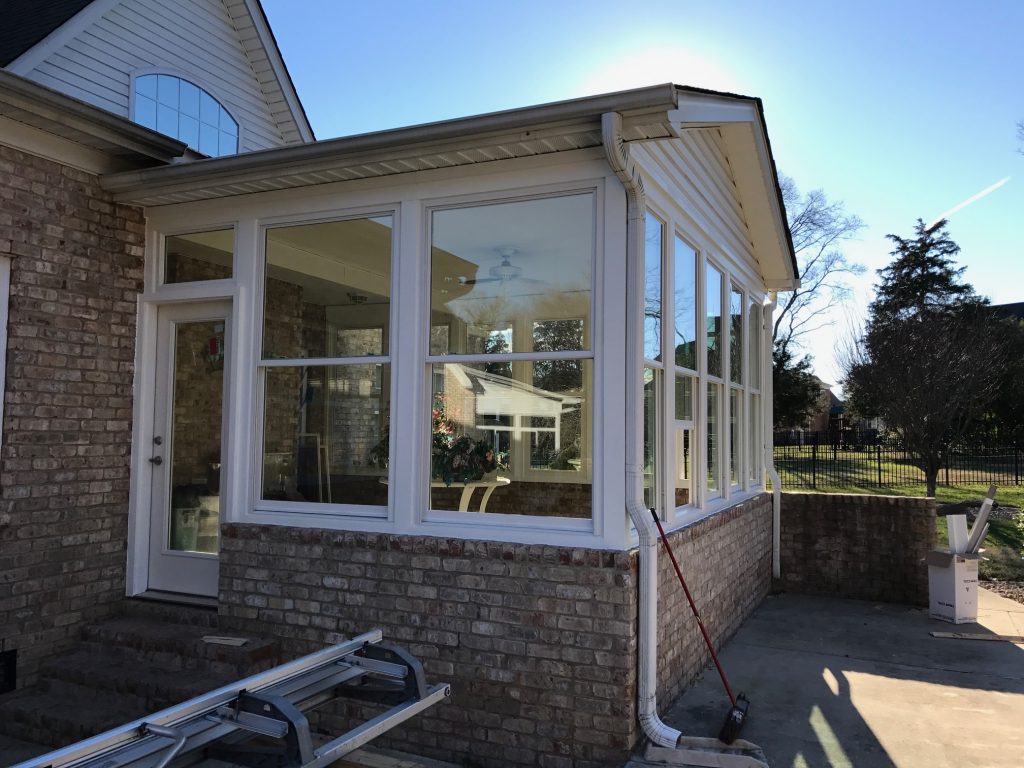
(6, 0, 121, 75)
(0, 115, 129, 174)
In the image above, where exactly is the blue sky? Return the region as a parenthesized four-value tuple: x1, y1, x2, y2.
(263, 0, 1023, 387)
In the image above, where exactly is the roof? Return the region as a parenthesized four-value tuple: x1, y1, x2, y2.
(0, 0, 92, 66)
(102, 83, 799, 288)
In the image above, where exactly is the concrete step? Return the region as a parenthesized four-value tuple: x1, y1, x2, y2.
(80, 616, 279, 677)
(0, 680, 150, 751)
(40, 650, 236, 712)
(119, 596, 219, 628)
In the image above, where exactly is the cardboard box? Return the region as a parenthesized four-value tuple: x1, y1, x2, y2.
(927, 549, 979, 624)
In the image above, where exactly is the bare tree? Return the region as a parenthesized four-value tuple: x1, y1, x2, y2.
(774, 176, 865, 348)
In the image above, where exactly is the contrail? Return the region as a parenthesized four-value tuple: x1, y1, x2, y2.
(927, 176, 1010, 230)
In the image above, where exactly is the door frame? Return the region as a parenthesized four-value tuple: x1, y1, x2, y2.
(126, 297, 235, 598)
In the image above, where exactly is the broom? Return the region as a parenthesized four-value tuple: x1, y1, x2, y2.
(650, 508, 750, 743)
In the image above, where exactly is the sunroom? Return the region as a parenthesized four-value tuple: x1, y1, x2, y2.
(107, 84, 795, 599)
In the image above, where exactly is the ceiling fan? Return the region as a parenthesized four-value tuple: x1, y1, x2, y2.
(459, 248, 545, 286)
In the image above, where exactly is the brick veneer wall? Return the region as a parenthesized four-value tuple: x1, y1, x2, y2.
(219, 524, 640, 768)
(0, 146, 145, 684)
(218, 495, 772, 766)
(778, 492, 935, 605)
(655, 494, 772, 708)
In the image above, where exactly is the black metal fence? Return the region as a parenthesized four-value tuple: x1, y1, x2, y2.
(773, 430, 1023, 489)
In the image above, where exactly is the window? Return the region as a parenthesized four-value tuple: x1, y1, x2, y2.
(134, 74, 238, 156)
(427, 193, 594, 518)
(259, 216, 393, 510)
(164, 229, 233, 283)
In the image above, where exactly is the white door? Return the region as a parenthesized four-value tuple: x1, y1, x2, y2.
(147, 301, 231, 597)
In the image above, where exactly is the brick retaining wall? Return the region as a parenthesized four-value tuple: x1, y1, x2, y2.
(0, 146, 145, 684)
(778, 492, 935, 605)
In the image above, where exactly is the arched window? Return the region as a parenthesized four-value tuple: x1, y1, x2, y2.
(133, 74, 239, 157)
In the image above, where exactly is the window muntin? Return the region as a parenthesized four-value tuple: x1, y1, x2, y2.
(644, 214, 663, 363)
(164, 229, 233, 283)
(258, 215, 394, 511)
(427, 194, 594, 518)
(135, 74, 238, 156)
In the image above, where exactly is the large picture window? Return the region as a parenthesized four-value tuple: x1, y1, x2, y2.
(426, 194, 594, 518)
(259, 216, 393, 509)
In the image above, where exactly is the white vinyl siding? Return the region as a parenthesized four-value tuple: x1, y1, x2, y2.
(20, 0, 289, 152)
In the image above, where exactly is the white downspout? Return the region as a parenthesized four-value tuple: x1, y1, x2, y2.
(763, 293, 782, 580)
(602, 111, 681, 749)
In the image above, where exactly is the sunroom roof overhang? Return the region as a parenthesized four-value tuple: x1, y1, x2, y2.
(100, 84, 681, 206)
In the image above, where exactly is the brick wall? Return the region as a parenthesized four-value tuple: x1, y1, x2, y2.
(655, 494, 772, 708)
(0, 145, 144, 684)
(778, 492, 935, 605)
(219, 525, 640, 768)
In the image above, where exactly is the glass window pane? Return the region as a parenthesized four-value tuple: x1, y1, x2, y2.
(157, 103, 178, 136)
(261, 364, 389, 506)
(730, 287, 743, 384)
(643, 368, 658, 510)
(729, 388, 740, 485)
(674, 373, 692, 421)
(157, 74, 179, 107)
(706, 264, 723, 378)
(263, 217, 393, 360)
(430, 195, 593, 355)
(429, 324, 450, 355)
(674, 236, 697, 369)
(707, 383, 720, 493)
(644, 214, 662, 362)
(749, 394, 760, 482)
(165, 229, 233, 283)
(219, 107, 238, 135)
(199, 123, 219, 155)
(429, 361, 592, 519)
(219, 130, 238, 156)
(200, 90, 220, 125)
(135, 74, 157, 100)
(179, 115, 199, 148)
(748, 299, 762, 389)
(135, 95, 157, 130)
(675, 427, 692, 507)
(179, 80, 200, 117)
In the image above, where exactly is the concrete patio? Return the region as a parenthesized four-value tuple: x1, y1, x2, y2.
(659, 588, 1024, 767)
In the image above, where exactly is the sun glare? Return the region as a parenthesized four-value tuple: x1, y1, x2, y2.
(579, 46, 741, 96)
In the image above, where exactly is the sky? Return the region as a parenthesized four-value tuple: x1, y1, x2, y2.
(262, 0, 1023, 390)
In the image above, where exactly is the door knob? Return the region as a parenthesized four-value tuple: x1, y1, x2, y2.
(149, 456, 164, 466)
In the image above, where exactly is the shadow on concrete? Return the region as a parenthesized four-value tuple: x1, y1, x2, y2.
(661, 589, 1024, 768)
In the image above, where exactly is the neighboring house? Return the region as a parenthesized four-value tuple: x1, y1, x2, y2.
(0, 2, 798, 766)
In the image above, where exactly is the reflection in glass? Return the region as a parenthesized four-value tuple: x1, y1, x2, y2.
(749, 394, 761, 482)
(168, 319, 223, 554)
(748, 299, 762, 389)
(730, 287, 744, 384)
(644, 214, 663, 361)
(430, 195, 593, 355)
(706, 264, 723, 378)
(675, 374, 693, 422)
(264, 217, 393, 360)
(261, 364, 389, 506)
(674, 237, 697, 369)
(429, 361, 591, 518)
(707, 384, 720, 493)
(643, 368, 658, 510)
(165, 230, 233, 283)
(675, 427, 692, 507)
(134, 74, 237, 156)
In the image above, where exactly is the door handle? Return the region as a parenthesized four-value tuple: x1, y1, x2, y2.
(149, 456, 164, 466)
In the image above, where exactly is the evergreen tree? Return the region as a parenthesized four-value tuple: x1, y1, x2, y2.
(772, 340, 823, 429)
(844, 220, 1004, 495)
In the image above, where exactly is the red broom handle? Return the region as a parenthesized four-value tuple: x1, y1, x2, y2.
(650, 508, 737, 707)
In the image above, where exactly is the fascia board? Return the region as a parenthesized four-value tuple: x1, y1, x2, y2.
(242, 0, 315, 142)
